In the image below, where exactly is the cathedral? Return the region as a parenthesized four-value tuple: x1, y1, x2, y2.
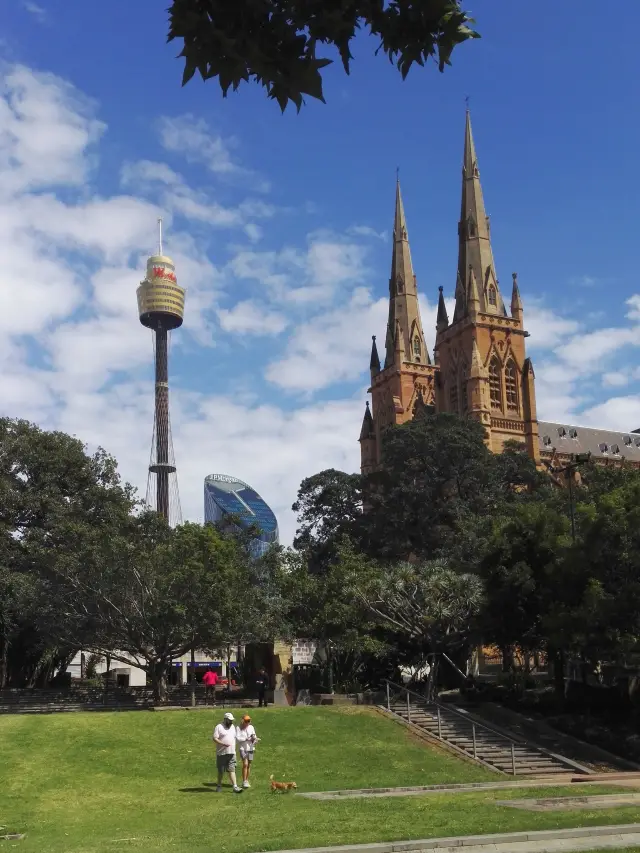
(359, 112, 640, 475)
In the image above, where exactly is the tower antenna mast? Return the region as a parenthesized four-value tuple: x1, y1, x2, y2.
(157, 217, 163, 256)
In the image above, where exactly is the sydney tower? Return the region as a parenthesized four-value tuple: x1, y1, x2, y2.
(137, 221, 185, 525)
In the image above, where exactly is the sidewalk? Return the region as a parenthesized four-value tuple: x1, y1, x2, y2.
(298, 778, 640, 801)
(270, 824, 640, 853)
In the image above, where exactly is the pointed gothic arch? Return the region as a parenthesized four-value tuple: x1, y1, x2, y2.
(408, 321, 422, 362)
(505, 358, 519, 411)
(489, 355, 502, 410)
(488, 284, 497, 307)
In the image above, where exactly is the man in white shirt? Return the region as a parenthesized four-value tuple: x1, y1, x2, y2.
(236, 714, 260, 789)
(212, 712, 242, 794)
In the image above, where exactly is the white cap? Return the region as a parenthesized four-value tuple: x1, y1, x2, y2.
(223, 712, 234, 721)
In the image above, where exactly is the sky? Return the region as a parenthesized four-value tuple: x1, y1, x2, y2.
(2, 2, 640, 544)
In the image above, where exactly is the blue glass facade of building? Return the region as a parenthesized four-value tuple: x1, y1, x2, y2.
(204, 474, 279, 559)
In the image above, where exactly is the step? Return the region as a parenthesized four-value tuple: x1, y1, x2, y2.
(385, 705, 575, 776)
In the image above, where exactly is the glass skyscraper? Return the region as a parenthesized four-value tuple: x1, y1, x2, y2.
(204, 474, 279, 558)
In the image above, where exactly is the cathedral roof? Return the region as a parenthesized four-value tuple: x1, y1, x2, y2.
(538, 421, 640, 462)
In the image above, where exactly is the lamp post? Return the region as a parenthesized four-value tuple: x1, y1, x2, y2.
(555, 453, 591, 542)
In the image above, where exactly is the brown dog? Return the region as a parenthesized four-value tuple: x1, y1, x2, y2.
(269, 774, 297, 792)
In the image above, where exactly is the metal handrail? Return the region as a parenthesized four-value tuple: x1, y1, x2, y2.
(382, 678, 592, 777)
(383, 678, 522, 746)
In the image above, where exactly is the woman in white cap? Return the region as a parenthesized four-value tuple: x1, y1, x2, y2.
(212, 712, 242, 793)
(236, 714, 260, 788)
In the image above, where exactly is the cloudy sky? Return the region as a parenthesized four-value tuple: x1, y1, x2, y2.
(2, 3, 640, 543)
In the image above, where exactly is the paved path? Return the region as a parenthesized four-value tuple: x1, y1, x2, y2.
(298, 778, 640, 801)
(271, 824, 640, 853)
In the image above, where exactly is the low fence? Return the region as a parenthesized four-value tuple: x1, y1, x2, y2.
(0, 684, 261, 713)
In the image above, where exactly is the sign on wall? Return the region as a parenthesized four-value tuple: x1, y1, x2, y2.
(292, 639, 318, 666)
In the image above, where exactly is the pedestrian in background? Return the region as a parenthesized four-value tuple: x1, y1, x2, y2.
(202, 668, 218, 705)
(255, 668, 269, 707)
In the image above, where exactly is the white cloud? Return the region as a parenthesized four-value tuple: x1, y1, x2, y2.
(524, 303, 581, 350)
(348, 225, 388, 241)
(626, 294, 640, 322)
(22, 2, 46, 22)
(227, 233, 370, 306)
(244, 223, 263, 243)
(0, 231, 82, 334)
(158, 114, 270, 192)
(0, 66, 104, 195)
(121, 159, 242, 228)
(602, 371, 630, 389)
(121, 159, 275, 232)
(159, 114, 240, 176)
(557, 326, 638, 375)
(570, 275, 599, 288)
(265, 289, 387, 393)
(577, 396, 640, 433)
(217, 300, 288, 336)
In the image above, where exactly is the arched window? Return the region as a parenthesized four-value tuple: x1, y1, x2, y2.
(413, 337, 421, 360)
(489, 357, 502, 409)
(488, 285, 497, 307)
(449, 380, 459, 414)
(505, 359, 519, 410)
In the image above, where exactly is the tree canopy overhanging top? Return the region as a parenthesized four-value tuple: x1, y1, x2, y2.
(167, 0, 480, 112)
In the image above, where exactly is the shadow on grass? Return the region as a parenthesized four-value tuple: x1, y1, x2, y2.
(179, 782, 233, 793)
(179, 787, 216, 793)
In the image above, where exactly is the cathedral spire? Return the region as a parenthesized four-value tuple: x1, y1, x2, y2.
(511, 271, 523, 324)
(370, 335, 381, 375)
(436, 286, 449, 332)
(384, 178, 429, 368)
(359, 400, 375, 441)
(454, 110, 507, 321)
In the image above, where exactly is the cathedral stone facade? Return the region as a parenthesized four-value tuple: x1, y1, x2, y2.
(360, 112, 640, 476)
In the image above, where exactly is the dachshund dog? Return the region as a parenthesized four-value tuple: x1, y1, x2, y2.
(269, 774, 298, 792)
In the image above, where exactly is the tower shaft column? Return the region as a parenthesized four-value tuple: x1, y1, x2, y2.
(154, 326, 170, 520)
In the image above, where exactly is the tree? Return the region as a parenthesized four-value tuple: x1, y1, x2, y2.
(51, 517, 262, 703)
(355, 555, 483, 698)
(292, 469, 363, 573)
(363, 411, 541, 563)
(276, 541, 392, 691)
(560, 479, 640, 670)
(168, 0, 480, 112)
(0, 418, 137, 687)
(479, 502, 571, 683)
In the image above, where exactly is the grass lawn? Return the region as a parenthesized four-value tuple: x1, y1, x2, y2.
(1, 706, 639, 853)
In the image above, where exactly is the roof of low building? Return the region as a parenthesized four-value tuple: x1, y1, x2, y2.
(538, 421, 640, 461)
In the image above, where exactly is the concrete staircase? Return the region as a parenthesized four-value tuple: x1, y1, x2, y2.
(382, 682, 590, 778)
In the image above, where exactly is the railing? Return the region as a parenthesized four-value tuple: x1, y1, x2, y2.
(383, 678, 520, 774)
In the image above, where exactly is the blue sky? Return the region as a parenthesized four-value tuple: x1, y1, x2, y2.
(2, 2, 640, 542)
